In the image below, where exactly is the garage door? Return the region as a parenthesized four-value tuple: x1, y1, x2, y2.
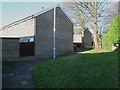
(20, 42, 35, 57)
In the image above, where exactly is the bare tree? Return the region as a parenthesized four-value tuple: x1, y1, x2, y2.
(62, 1, 111, 49)
(62, 2, 86, 47)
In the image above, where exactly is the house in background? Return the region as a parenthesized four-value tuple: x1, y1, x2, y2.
(0, 5, 74, 60)
(73, 26, 93, 50)
(73, 26, 82, 49)
(83, 28, 94, 48)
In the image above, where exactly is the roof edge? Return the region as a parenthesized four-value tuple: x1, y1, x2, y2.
(34, 4, 75, 25)
(1, 15, 34, 30)
(1, 4, 75, 30)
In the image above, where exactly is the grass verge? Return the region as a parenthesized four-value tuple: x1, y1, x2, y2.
(32, 51, 118, 88)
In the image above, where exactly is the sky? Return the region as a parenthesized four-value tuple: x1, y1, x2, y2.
(0, 0, 119, 28)
(1, 2, 60, 28)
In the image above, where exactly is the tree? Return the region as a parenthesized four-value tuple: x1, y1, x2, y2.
(62, 1, 111, 49)
(79, 1, 111, 49)
(108, 16, 120, 45)
(102, 16, 120, 50)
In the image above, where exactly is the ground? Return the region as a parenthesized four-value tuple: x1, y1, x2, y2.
(2, 49, 119, 88)
(2, 60, 42, 88)
(32, 50, 118, 88)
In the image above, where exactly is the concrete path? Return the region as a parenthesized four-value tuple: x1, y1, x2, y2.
(2, 60, 43, 88)
(76, 52, 85, 54)
(2, 52, 85, 89)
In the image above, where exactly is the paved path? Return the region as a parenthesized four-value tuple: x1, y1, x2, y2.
(76, 52, 85, 54)
(2, 60, 44, 88)
(2, 52, 84, 89)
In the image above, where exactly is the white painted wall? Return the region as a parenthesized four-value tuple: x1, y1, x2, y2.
(73, 34, 82, 43)
(0, 18, 35, 38)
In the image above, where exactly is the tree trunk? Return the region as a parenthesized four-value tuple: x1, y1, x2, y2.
(81, 16, 85, 37)
(81, 23, 85, 48)
(93, 2, 99, 49)
(81, 8, 85, 48)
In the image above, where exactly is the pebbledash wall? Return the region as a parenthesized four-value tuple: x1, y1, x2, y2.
(1, 5, 74, 60)
(35, 7, 73, 58)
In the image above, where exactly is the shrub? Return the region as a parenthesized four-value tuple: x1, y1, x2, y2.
(102, 16, 120, 50)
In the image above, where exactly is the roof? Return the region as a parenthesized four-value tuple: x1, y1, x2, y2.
(34, 4, 75, 25)
(74, 26, 93, 35)
(1, 4, 75, 30)
(1, 16, 34, 30)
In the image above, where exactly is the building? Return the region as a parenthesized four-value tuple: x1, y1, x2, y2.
(73, 27, 93, 50)
(1, 5, 74, 60)
(73, 26, 82, 50)
(83, 28, 94, 48)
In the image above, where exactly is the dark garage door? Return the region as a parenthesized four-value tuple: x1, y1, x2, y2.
(20, 42, 35, 57)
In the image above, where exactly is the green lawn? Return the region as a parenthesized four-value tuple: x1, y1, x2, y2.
(32, 51, 118, 88)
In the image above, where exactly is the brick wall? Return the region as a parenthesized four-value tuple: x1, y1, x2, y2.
(2, 38, 19, 60)
(83, 29, 93, 48)
(0, 38, 2, 60)
(35, 7, 73, 59)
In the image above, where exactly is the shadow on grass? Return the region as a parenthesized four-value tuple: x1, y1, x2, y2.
(74, 47, 94, 52)
(32, 51, 119, 88)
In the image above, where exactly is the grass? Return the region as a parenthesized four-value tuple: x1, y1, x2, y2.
(32, 50, 118, 88)
(84, 48, 112, 53)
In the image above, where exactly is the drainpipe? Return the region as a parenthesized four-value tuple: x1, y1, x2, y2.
(53, 1, 56, 60)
